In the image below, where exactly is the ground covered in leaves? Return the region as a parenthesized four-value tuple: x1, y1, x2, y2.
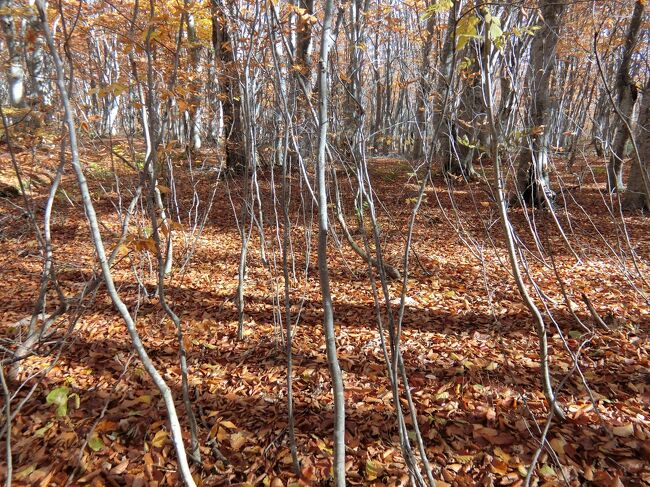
(1, 140, 649, 486)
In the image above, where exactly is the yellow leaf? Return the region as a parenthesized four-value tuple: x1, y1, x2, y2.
(612, 423, 634, 437)
(456, 13, 480, 51)
(116, 243, 130, 256)
(216, 426, 228, 441)
(15, 464, 37, 480)
(107, 82, 128, 97)
(281, 452, 294, 464)
(365, 459, 383, 480)
(493, 446, 510, 462)
(220, 420, 237, 430)
(151, 429, 168, 448)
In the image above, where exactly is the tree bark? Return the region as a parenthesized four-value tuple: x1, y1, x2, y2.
(515, 0, 565, 208)
(316, 0, 346, 482)
(1, 0, 25, 107)
(624, 79, 650, 210)
(412, 11, 435, 160)
(212, 0, 245, 171)
(186, 0, 204, 151)
(294, 0, 315, 94)
(607, 0, 644, 192)
(482, 15, 566, 421)
(433, 0, 459, 166)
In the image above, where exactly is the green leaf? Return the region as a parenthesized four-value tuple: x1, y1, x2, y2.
(423, 0, 453, 19)
(457, 134, 477, 149)
(88, 432, 105, 452)
(539, 464, 556, 477)
(34, 422, 54, 437)
(46, 386, 69, 417)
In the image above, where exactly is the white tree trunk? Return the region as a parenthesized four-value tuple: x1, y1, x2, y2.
(316, 0, 346, 483)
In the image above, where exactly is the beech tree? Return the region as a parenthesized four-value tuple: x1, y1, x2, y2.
(1, 1, 649, 486)
(624, 78, 650, 210)
(515, 0, 565, 207)
(606, 0, 644, 193)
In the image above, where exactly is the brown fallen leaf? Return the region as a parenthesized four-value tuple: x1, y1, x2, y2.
(611, 423, 634, 437)
(230, 432, 246, 451)
(592, 471, 624, 487)
(109, 458, 129, 475)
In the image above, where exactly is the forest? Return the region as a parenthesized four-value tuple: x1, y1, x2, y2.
(0, 0, 649, 485)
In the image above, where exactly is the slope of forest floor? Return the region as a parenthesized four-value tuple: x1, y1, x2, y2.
(1, 140, 649, 486)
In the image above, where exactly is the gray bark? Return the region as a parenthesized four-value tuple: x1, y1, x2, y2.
(607, 0, 644, 192)
(1, 0, 25, 106)
(624, 79, 650, 210)
(434, 0, 459, 166)
(186, 0, 203, 151)
(316, 0, 346, 482)
(516, 0, 565, 207)
(412, 12, 434, 160)
(26, 9, 52, 109)
(212, 0, 246, 171)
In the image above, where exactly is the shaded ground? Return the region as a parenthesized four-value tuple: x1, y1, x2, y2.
(0, 140, 649, 486)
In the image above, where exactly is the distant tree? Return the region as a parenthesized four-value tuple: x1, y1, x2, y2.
(606, 0, 644, 192)
(212, 0, 245, 171)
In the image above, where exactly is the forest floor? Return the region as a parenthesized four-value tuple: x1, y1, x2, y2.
(0, 139, 649, 487)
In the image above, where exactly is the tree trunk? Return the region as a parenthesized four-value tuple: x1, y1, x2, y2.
(607, 0, 644, 193)
(624, 79, 650, 210)
(433, 0, 459, 166)
(212, 0, 245, 171)
(186, 1, 204, 151)
(35, 1, 196, 483)
(1, 0, 25, 107)
(515, 0, 565, 208)
(446, 35, 483, 179)
(412, 12, 434, 160)
(316, 0, 346, 482)
(26, 10, 52, 110)
(294, 0, 315, 94)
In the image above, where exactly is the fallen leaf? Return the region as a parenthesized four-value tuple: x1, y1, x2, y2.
(151, 429, 168, 448)
(612, 423, 634, 437)
(88, 432, 104, 452)
(230, 432, 246, 451)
